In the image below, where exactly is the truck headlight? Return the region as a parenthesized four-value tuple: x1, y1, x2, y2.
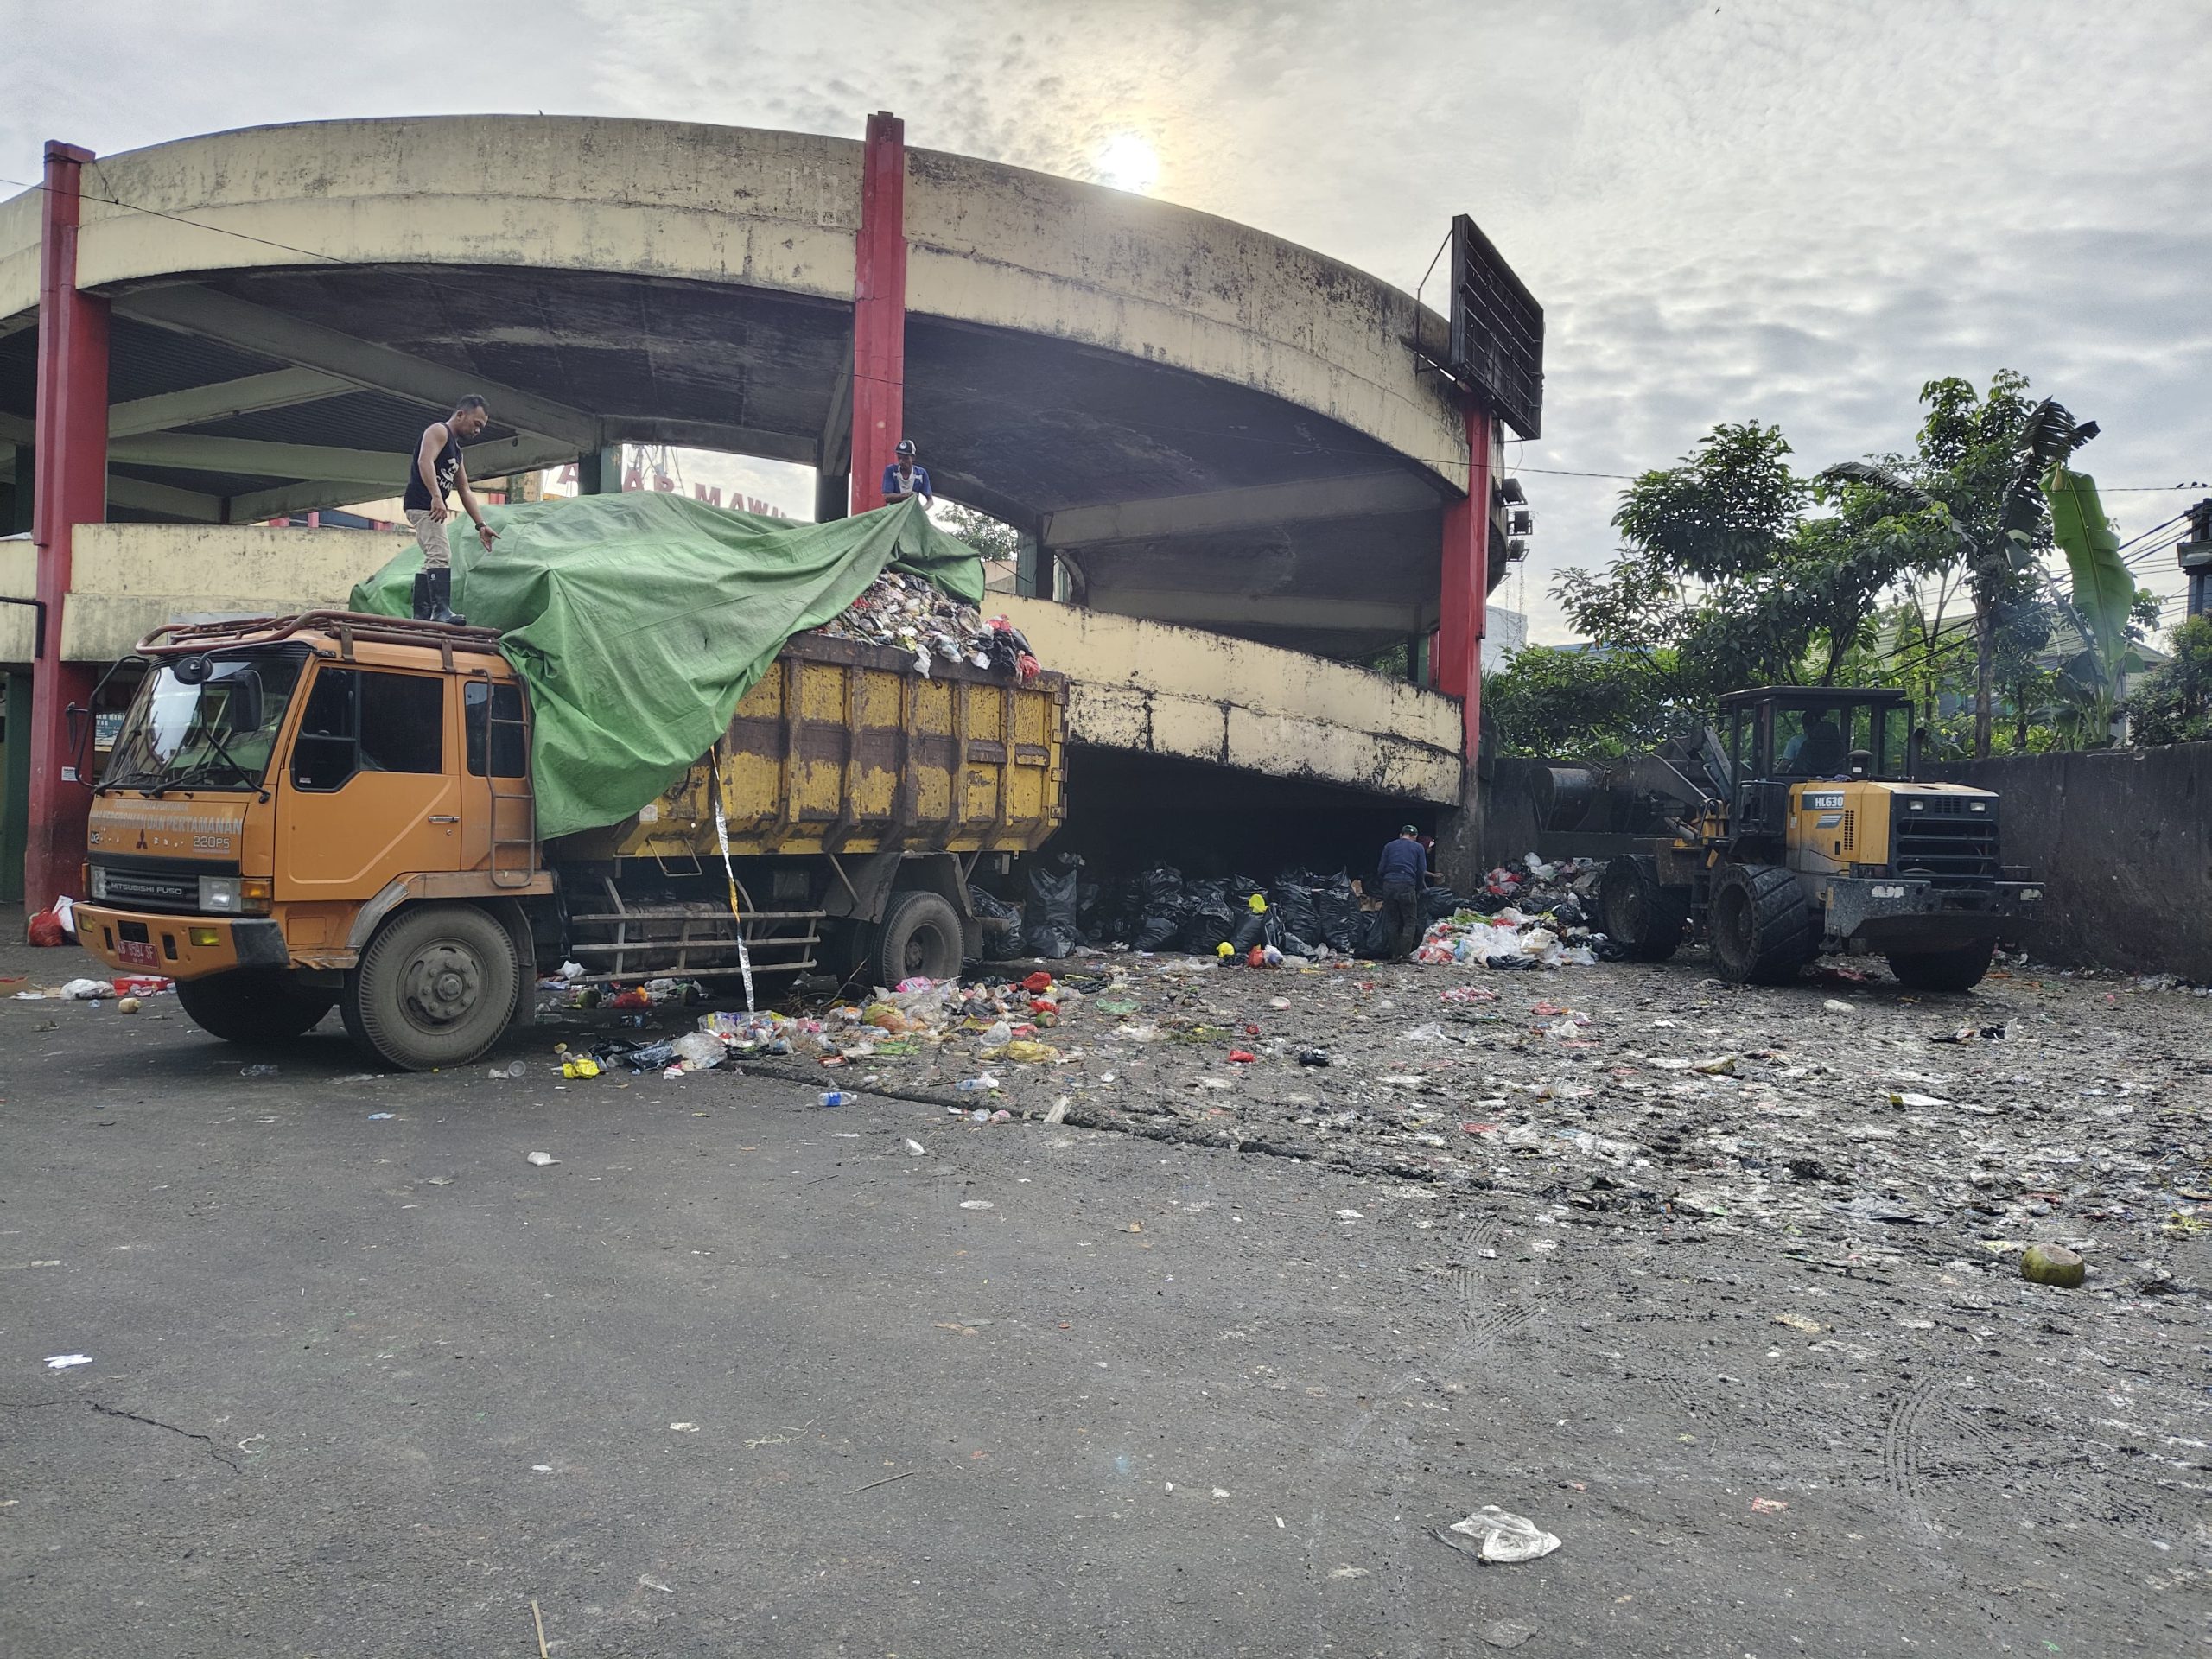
(91, 866, 110, 900)
(199, 876, 242, 912)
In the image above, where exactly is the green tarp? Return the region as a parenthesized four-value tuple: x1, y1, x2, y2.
(350, 492, 984, 841)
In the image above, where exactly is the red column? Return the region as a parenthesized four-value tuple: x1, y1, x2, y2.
(25, 142, 109, 916)
(1434, 403, 1492, 760)
(848, 111, 907, 515)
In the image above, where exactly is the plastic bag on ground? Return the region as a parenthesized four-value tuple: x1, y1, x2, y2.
(1023, 852, 1084, 959)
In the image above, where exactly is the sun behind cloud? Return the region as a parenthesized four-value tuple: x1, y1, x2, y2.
(1095, 131, 1160, 194)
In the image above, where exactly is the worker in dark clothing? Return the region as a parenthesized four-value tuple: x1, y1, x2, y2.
(881, 438, 934, 507)
(1376, 824, 1427, 959)
(403, 395, 499, 623)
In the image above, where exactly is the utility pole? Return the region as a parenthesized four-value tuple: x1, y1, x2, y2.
(2179, 498, 2212, 620)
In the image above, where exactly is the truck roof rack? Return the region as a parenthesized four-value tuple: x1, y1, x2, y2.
(136, 610, 504, 656)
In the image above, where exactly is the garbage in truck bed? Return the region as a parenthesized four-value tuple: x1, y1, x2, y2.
(810, 569, 1041, 683)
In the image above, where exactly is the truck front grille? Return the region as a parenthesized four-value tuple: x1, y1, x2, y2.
(1891, 806, 1998, 888)
(92, 865, 200, 912)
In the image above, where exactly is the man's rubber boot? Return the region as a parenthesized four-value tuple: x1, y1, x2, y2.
(410, 571, 435, 621)
(427, 567, 467, 627)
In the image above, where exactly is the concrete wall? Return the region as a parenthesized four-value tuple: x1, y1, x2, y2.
(0, 524, 404, 664)
(998, 596, 1462, 804)
(1933, 746, 2212, 982)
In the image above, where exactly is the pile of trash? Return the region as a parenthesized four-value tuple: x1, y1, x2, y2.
(1414, 855, 1611, 970)
(976, 862, 1408, 963)
(810, 570, 1039, 683)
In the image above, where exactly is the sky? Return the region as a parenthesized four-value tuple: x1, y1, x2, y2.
(7, 0, 2210, 641)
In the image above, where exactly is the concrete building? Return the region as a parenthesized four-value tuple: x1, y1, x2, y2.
(0, 115, 1532, 907)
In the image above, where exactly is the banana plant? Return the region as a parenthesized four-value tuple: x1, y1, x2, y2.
(2040, 463, 2144, 746)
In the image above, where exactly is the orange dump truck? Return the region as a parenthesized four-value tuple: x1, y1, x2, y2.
(73, 611, 1065, 1070)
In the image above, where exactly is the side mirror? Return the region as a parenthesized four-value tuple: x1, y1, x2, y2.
(226, 670, 265, 736)
(1847, 748, 1872, 779)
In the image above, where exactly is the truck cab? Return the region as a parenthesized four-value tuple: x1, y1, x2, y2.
(75, 612, 546, 1066)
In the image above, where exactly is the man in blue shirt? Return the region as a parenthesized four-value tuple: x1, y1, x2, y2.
(1376, 825, 1427, 958)
(882, 438, 934, 506)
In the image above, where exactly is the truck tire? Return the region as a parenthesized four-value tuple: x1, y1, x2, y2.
(1600, 855, 1690, 961)
(176, 969, 336, 1046)
(1707, 863, 1818, 985)
(345, 903, 520, 1071)
(1887, 938, 1996, 994)
(866, 889, 964, 988)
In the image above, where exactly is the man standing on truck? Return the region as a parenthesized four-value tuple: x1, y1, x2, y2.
(404, 396, 499, 624)
(881, 438, 934, 507)
(1376, 824, 1427, 959)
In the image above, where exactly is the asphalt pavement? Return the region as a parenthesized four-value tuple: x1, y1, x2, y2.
(2, 920, 2203, 1656)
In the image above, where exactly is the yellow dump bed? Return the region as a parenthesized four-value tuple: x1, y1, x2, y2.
(558, 633, 1067, 861)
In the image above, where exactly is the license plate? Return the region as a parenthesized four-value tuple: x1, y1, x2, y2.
(117, 938, 158, 966)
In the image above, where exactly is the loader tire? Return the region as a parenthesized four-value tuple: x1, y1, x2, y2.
(1886, 938, 1995, 994)
(1600, 855, 1690, 962)
(176, 969, 336, 1046)
(346, 903, 519, 1071)
(865, 889, 964, 989)
(1707, 863, 1818, 986)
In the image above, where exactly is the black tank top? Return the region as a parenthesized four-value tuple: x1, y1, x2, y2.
(403, 427, 461, 512)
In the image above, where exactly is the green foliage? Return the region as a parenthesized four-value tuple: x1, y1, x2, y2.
(2126, 615, 2212, 746)
(931, 502, 1022, 563)
(1484, 645, 1680, 762)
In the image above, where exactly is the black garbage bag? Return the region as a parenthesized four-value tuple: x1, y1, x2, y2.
(1309, 872, 1358, 953)
(1422, 887, 1465, 923)
(1268, 880, 1323, 948)
(1129, 866, 1191, 951)
(1228, 909, 1269, 954)
(968, 885, 1026, 959)
(1023, 853, 1084, 959)
(1081, 874, 1135, 947)
(1179, 878, 1237, 955)
(1354, 906, 1399, 958)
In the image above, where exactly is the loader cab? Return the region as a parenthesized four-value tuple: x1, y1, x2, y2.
(1719, 688, 1912, 844)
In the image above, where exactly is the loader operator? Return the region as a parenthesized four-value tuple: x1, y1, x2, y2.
(1782, 709, 1847, 776)
(1376, 824, 1427, 959)
(404, 396, 499, 624)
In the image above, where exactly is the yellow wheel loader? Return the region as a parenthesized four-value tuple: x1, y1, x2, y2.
(1598, 687, 2042, 991)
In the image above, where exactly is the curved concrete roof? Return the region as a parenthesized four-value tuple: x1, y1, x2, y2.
(0, 116, 1475, 655)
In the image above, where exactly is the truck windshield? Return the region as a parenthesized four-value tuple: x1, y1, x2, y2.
(102, 650, 306, 794)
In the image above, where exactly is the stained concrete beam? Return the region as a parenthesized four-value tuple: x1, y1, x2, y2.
(108, 368, 355, 438)
(118, 284, 600, 448)
(1042, 472, 1442, 547)
(1085, 588, 1438, 637)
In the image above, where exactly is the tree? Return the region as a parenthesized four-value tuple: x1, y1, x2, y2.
(931, 502, 1023, 563)
(2126, 615, 2212, 746)
(1557, 421, 1940, 716)
(1484, 645, 1677, 762)
(1825, 373, 2087, 758)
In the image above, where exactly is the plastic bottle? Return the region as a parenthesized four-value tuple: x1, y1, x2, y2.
(819, 1090, 855, 1108)
(956, 1074, 1000, 1094)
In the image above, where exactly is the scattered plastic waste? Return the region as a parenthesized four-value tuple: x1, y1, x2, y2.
(44, 1354, 92, 1370)
(1442, 1507, 1561, 1564)
(367, 1112, 396, 1121)
(959, 1199, 995, 1210)
(820, 1090, 855, 1108)
(115, 996, 142, 1014)
(956, 1075, 1001, 1094)
(525, 1151, 558, 1166)
(241, 1064, 279, 1078)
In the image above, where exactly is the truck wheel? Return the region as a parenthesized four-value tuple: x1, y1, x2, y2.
(176, 969, 336, 1046)
(1708, 864, 1818, 985)
(1600, 855, 1690, 961)
(866, 889, 964, 988)
(346, 903, 519, 1071)
(1887, 938, 1996, 994)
